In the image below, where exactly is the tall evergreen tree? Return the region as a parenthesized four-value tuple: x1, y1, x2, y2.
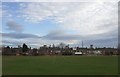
(22, 43, 28, 52)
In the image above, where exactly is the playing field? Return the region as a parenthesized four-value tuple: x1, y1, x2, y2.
(2, 56, 118, 75)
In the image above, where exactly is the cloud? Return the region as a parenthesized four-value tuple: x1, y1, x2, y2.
(2, 30, 117, 48)
(1, 31, 82, 47)
(42, 29, 117, 47)
(2, 0, 119, 2)
(82, 37, 118, 48)
(2, 37, 79, 48)
(6, 21, 23, 33)
(42, 30, 84, 40)
(3, 2, 118, 36)
(1, 2, 118, 48)
(2, 32, 40, 39)
(19, 2, 118, 36)
(43, 28, 117, 40)
(0, 4, 2, 18)
(2, 4, 13, 20)
(2, 40, 22, 46)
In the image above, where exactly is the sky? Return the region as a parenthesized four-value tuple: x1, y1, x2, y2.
(1, 0, 119, 48)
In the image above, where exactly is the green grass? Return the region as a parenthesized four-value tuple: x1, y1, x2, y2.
(2, 56, 118, 75)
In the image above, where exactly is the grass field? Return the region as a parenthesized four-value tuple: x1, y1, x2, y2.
(2, 56, 118, 75)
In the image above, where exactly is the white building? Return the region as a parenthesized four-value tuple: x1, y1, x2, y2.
(75, 52, 82, 55)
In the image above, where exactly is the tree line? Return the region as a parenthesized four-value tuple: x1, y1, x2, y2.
(2, 43, 119, 56)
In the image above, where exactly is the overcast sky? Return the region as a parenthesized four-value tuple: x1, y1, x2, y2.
(1, 0, 119, 48)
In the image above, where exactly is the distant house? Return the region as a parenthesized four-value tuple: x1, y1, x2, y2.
(75, 52, 82, 55)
